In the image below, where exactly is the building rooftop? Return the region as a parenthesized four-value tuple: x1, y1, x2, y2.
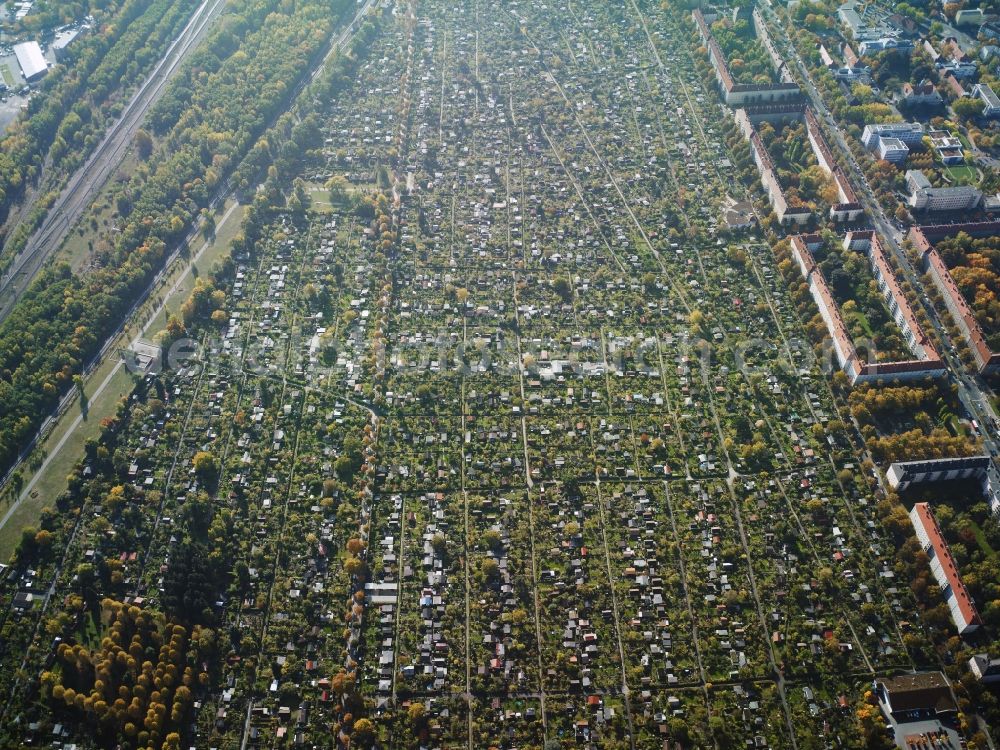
(910, 502, 982, 631)
(889, 454, 991, 473)
(879, 136, 908, 150)
(905, 169, 932, 189)
(877, 672, 957, 714)
(13, 41, 47, 80)
(974, 83, 1000, 108)
(865, 122, 924, 133)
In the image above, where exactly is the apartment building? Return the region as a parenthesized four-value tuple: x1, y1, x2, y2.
(693, 9, 802, 107)
(909, 502, 982, 635)
(789, 233, 945, 384)
(909, 223, 1000, 374)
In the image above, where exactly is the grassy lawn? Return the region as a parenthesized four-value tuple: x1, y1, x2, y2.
(80, 610, 102, 649)
(306, 179, 377, 212)
(0, 362, 135, 560)
(59, 196, 123, 273)
(0, 64, 14, 86)
(58, 152, 140, 273)
(967, 518, 997, 560)
(305, 182, 334, 212)
(944, 163, 977, 185)
(845, 309, 874, 338)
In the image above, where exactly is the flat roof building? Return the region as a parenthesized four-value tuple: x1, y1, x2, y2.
(877, 136, 909, 164)
(973, 83, 1000, 117)
(13, 41, 47, 82)
(52, 27, 86, 61)
(886, 454, 991, 489)
(876, 672, 957, 721)
(862, 122, 924, 147)
(906, 170, 982, 211)
(955, 8, 985, 26)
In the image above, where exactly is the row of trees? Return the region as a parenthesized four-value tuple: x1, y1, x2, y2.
(0, 0, 201, 269)
(0, 0, 360, 478)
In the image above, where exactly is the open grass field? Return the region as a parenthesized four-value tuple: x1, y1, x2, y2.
(944, 163, 977, 185)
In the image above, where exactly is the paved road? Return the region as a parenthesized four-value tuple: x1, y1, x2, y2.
(0, 0, 228, 322)
(760, 4, 1000, 459)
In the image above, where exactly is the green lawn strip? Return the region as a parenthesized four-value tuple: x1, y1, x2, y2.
(944, 164, 976, 185)
(967, 518, 997, 560)
(143, 200, 245, 334)
(0, 364, 135, 560)
(845, 308, 874, 339)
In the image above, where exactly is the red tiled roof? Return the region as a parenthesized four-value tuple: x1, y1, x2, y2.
(910, 224, 1000, 369)
(911, 503, 982, 629)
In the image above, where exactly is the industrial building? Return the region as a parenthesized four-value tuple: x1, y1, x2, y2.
(13, 41, 47, 82)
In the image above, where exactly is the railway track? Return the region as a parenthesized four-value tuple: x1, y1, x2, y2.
(0, 0, 228, 321)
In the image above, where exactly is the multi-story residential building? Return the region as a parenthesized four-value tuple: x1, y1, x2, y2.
(803, 109, 864, 220)
(789, 233, 945, 384)
(887, 455, 992, 489)
(735, 109, 811, 226)
(693, 9, 802, 107)
(909, 502, 982, 634)
(910, 223, 1000, 374)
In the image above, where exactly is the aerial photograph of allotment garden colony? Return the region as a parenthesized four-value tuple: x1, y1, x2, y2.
(7, 0, 1000, 748)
